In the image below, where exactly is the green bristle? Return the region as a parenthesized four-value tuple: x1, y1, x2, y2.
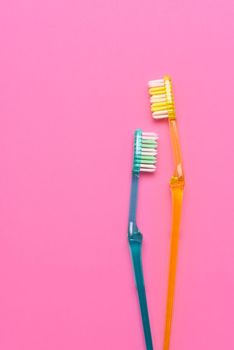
(133, 129, 157, 174)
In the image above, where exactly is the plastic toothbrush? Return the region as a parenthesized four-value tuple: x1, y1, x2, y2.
(128, 129, 158, 350)
(148, 76, 185, 350)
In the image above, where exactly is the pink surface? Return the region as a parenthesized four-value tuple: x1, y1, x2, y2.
(0, 0, 233, 349)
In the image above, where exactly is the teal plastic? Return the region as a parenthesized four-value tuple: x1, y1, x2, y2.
(133, 129, 142, 174)
(128, 232, 154, 350)
(127, 129, 154, 350)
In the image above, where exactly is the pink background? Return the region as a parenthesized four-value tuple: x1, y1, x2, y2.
(0, 0, 233, 349)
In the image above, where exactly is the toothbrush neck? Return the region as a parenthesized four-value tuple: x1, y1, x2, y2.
(169, 119, 184, 180)
(128, 172, 139, 235)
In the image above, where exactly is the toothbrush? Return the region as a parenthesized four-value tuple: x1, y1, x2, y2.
(128, 129, 158, 350)
(148, 76, 185, 350)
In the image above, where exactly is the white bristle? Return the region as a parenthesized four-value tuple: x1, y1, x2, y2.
(142, 132, 158, 141)
(140, 168, 156, 172)
(148, 79, 164, 88)
(142, 150, 157, 156)
(141, 164, 156, 169)
(141, 166, 156, 173)
(142, 132, 157, 137)
(142, 147, 157, 152)
(152, 111, 168, 119)
(150, 95, 166, 103)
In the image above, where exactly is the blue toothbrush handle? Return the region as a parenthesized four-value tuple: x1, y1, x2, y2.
(129, 232, 154, 350)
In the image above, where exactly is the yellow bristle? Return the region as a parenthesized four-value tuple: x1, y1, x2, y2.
(148, 76, 176, 120)
(151, 105, 168, 112)
(149, 87, 166, 95)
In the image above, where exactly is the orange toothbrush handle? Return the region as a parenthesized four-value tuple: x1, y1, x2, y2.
(163, 179, 184, 350)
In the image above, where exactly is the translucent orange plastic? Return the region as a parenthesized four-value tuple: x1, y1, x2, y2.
(163, 118, 185, 350)
(169, 120, 184, 180)
(148, 76, 185, 350)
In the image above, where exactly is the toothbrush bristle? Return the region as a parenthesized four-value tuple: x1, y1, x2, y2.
(148, 76, 175, 120)
(134, 130, 158, 173)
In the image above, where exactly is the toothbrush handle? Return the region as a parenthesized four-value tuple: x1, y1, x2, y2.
(163, 181, 184, 350)
(129, 233, 154, 350)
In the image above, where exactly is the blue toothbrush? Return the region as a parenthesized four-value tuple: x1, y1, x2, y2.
(128, 129, 158, 350)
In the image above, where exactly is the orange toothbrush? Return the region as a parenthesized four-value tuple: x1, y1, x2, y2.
(148, 76, 185, 350)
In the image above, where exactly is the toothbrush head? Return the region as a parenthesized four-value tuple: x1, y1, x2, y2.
(133, 129, 158, 174)
(148, 75, 176, 120)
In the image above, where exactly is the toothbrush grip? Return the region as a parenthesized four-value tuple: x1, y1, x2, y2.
(163, 182, 184, 350)
(129, 233, 154, 350)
